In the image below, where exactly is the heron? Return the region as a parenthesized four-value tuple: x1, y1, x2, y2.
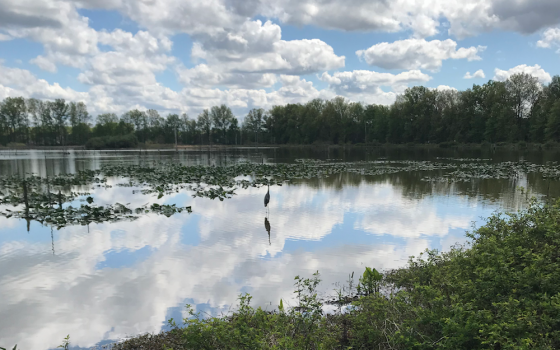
(264, 184, 270, 208)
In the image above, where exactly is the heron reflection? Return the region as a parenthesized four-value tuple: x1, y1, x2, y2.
(264, 184, 271, 244)
(264, 217, 271, 245)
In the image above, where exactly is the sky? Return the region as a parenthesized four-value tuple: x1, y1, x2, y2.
(1, 0, 560, 120)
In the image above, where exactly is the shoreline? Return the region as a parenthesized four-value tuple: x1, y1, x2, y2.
(2, 141, 560, 151)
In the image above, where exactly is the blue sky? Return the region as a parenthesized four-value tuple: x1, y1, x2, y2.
(1, 0, 560, 119)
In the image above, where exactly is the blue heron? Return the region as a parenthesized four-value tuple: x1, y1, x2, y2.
(264, 185, 270, 207)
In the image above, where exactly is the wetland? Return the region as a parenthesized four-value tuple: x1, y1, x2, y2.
(2, 146, 560, 349)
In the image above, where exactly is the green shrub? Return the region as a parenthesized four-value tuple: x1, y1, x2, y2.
(6, 142, 26, 148)
(438, 141, 458, 148)
(382, 199, 560, 349)
(85, 134, 138, 149)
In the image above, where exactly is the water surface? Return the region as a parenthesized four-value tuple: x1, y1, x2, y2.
(1, 147, 559, 349)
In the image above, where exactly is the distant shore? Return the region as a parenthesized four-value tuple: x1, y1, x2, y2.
(2, 141, 560, 151)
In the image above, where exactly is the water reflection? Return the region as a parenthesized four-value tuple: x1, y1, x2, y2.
(264, 217, 271, 245)
(0, 149, 559, 349)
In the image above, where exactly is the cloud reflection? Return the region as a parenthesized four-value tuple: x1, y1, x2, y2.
(0, 175, 500, 349)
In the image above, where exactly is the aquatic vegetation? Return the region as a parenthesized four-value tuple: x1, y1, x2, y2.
(0, 201, 191, 229)
(2, 158, 560, 229)
(424, 160, 560, 182)
(3, 159, 560, 203)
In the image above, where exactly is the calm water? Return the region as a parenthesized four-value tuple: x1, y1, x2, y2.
(1, 147, 560, 349)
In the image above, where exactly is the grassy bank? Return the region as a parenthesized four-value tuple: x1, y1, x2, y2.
(106, 199, 560, 350)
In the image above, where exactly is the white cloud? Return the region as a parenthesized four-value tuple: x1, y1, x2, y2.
(493, 64, 552, 84)
(98, 29, 173, 56)
(178, 64, 278, 89)
(0, 63, 89, 101)
(3, 2, 99, 72)
(320, 70, 431, 93)
(119, 0, 246, 36)
(172, 20, 345, 90)
(219, 38, 344, 75)
(53, 0, 560, 41)
(261, 0, 558, 39)
(29, 55, 57, 73)
(0, 32, 11, 41)
(191, 20, 282, 61)
(435, 85, 458, 91)
(319, 69, 431, 105)
(537, 27, 560, 49)
(356, 39, 485, 71)
(188, 20, 345, 84)
(464, 69, 485, 79)
(0, 60, 326, 117)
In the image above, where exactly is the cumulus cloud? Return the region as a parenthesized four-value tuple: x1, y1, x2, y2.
(2, 1, 99, 72)
(435, 85, 458, 91)
(489, 0, 560, 35)
(537, 27, 560, 49)
(191, 20, 282, 61)
(77, 30, 175, 86)
(464, 69, 485, 79)
(0, 58, 330, 118)
(356, 39, 485, 71)
(29, 55, 57, 73)
(0, 63, 89, 101)
(178, 64, 278, 89)
(319, 69, 431, 105)
(265, 0, 560, 39)
(62, 0, 560, 41)
(320, 70, 432, 93)
(187, 20, 345, 86)
(0, 0, 73, 30)
(493, 64, 552, 84)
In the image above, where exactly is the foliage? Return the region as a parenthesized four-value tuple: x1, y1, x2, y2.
(111, 200, 560, 350)
(0, 345, 17, 350)
(57, 335, 70, 350)
(357, 267, 382, 295)
(85, 133, 138, 149)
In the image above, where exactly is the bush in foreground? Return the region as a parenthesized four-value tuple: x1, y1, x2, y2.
(112, 199, 560, 350)
(85, 134, 138, 150)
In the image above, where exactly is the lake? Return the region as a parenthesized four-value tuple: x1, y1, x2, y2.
(1, 147, 559, 349)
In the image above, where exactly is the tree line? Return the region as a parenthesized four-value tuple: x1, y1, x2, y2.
(2, 72, 560, 147)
